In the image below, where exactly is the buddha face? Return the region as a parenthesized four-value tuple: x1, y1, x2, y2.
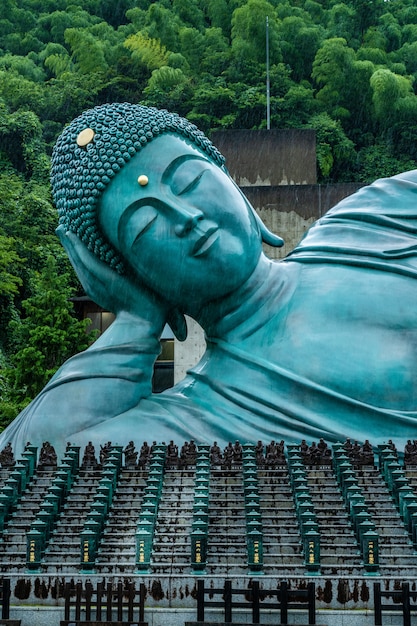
(98, 133, 262, 309)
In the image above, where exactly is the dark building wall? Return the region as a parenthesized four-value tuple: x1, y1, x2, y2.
(212, 129, 317, 186)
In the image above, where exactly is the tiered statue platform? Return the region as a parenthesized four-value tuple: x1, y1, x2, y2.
(0, 438, 416, 625)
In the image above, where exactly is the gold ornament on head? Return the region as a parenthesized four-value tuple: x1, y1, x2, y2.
(138, 175, 149, 186)
(76, 128, 95, 148)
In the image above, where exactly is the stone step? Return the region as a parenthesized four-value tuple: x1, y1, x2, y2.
(50, 533, 94, 547)
(158, 502, 194, 509)
(319, 537, 358, 546)
(0, 544, 27, 555)
(377, 545, 415, 555)
(377, 529, 411, 539)
(152, 545, 193, 555)
(102, 520, 139, 529)
(205, 540, 248, 548)
(263, 535, 301, 543)
(18, 499, 46, 507)
(263, 545, 303, 555)
(3, 520, 33, 529)
(262, 519, 299, 527)
(1, 532, 28, 542)
(320, 548, 360, 558)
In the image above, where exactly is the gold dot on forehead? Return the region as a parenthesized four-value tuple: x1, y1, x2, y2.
(76, 128, 95, 147)
(138, 175, 149, 186)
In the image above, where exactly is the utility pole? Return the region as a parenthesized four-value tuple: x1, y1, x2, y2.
(266, 16, 270, 130)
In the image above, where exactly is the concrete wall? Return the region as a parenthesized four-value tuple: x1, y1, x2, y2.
(174, 316, 206, 384)
(247, 182, 363, 260)
(3, 572, 411, 625)
(212, 129, 317, 186)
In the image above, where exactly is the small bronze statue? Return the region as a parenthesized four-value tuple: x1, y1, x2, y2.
(82, 441, 98, 468)
(210, 441, 222, 466)
(123, 440, 138, 468)
(0, 443, 15, 468)
(138, 441, 151, 468)
(166, 440, 179, 468)
(38, 441, 57, 467)
(99, 441, 112, 465)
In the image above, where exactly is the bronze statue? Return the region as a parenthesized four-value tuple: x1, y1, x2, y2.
(1, 102, 417, 456)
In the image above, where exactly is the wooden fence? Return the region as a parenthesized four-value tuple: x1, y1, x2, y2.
(374, 582, 417, 626)
(192, 579, 316, 625)
(61, 580, 146, 625)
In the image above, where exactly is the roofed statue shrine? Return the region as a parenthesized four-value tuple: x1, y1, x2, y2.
(1, 102, 417, 456)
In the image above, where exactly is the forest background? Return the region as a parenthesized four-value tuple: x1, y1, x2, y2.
(1, 0, 417, 428)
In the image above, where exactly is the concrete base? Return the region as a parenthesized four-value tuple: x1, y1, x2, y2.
(60, 622, 147, 626)
(8, 607, 407, 626)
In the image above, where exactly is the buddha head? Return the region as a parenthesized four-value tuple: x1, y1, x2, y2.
(51, 103, 283, 307)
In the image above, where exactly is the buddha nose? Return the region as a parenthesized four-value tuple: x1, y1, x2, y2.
(172, 203, 204, 237)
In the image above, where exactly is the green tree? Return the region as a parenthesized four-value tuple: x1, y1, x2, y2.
(205, 0, 232, 39)
(7, 256, 95, 406)
(200, 27, 230, 74)
(278, 16, 324, 82)
(173, 0, 206, 31)
(143, 66, 192, 113)
(370, 68, 413, 131)
(395, 41, 417, 75)
(0, 102, 48, 178)
(98, 0, 135, 27)
(189, 77, 236, 129)
(357, 143, 416, 183)
(0, 236, 22, 298)
(231, 0, 280, 67)
(271, 82, 319, 128)
(65, 28, 109, 74)
(124, 32, 169, 71)
(345, 0, 385, 38)
(327, 3, 357, 43)
(377, 13, 401, 53)
(35, 8, 100, 47)
(312, 37, 356, 120)
(307, 112, 356, 181)
(145, 4, 180, 51)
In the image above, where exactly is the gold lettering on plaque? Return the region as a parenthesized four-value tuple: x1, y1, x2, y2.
(139, 540, 145, 563)
(254, 540, 259, 564)
(83, 541, 89, 563)
(368, 541, 374, 565)
(309, 540, 315, 564)
(29, 540, 36, 563)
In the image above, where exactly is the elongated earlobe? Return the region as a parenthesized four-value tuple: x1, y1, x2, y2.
(234, 176, 285, 248)
(167, 308, 188, 341)
(253, 210, 285, 248)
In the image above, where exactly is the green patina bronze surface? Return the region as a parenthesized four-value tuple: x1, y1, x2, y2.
(1, 103, 417, 455)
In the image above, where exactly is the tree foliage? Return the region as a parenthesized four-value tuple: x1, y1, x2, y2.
(6, 256, 94, 408)
(0, 0, 414, 180)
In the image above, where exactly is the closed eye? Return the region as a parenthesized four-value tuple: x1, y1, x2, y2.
(120, 205, 158, 249)
(177, 169, 208, 196)
(132, 211, 158, 245)
(167, 157, 209, 196)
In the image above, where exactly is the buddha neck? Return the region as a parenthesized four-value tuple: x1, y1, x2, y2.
(193, 254, 286, 339)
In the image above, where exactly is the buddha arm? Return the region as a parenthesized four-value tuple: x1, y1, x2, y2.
(0, 230, 168, 453)
(0, 312, 162, 456)
(33, 229, 168, 423)
(35, 312, 161, 424)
